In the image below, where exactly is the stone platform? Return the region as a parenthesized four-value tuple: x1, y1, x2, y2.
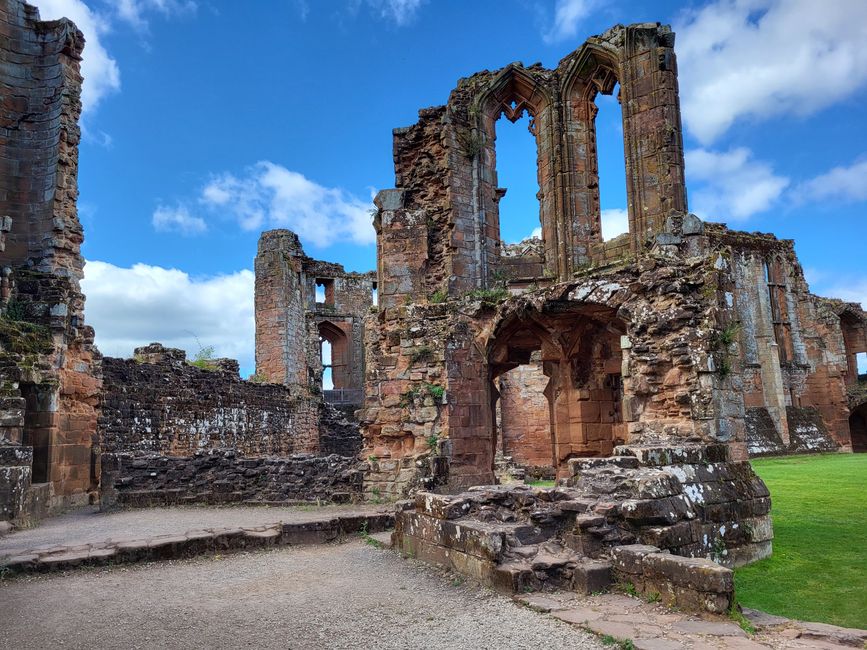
(395, 444, 773, 615)
(0, 504, 393, 573)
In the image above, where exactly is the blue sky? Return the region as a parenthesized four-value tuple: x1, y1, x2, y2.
(32, 0, 867, 377)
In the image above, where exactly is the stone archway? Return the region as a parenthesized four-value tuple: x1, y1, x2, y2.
(487, 301, 628, 477)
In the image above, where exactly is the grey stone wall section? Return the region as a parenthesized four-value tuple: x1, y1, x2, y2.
(98, 346, 320, 457)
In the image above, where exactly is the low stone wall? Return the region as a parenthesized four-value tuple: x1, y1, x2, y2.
(0, 446, 31, 521)
(612, 544, 733, 614)
(1, 511, 395, 574)
(99, 346, 320, 457)
(100, 451, 363, 508)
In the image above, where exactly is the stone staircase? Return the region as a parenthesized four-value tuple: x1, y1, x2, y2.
(394, 443, 772, 613)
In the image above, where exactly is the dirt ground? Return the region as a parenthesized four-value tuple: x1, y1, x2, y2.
(0, 540, 604, 650)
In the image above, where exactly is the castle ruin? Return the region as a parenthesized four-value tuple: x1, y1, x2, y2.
(0, 1, 866, 603)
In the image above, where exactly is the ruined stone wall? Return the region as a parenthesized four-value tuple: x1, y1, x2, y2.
(101, 451, 362, 508)
(361, 215, 743, 497)
(707, 225, 860, 454)
(96, 344, 368, 507)
(255, 229, 373, 403)
(99, 345, 320, 457)
(365, 19, 863, 504)
(379, 23, 686, 303)
(0, 1, 102, 519)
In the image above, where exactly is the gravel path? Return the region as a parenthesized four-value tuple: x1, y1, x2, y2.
(0, 504, 389, 555)
(0, 541, 603, 650)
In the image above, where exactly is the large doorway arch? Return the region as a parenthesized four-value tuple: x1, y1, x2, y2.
(487, 303, 627, 476)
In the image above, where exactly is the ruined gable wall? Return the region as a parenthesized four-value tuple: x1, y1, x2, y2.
(377, 24, 687, 310)
(0, 1, 101, 518)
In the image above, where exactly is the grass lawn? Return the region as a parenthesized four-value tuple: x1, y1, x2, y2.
(735, 453, 867, 629)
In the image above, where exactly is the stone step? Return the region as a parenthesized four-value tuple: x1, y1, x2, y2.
(0, 511, 395, 575)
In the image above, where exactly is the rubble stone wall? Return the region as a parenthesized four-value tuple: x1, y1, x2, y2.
(100, 451, 362, 508)
(98, 344, 367, 507)
(99, 346, 320, 457)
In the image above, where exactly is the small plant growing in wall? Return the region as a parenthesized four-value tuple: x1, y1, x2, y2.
(716, 356, 732, 379)
(712, 322, 741, 350)
(400, 382, 445, 407)
(189, 344, 216, 370)
(457, 128, 484, 159)
(430, 289, 447, 304)
(465, 287, 509, 307)
(2, 299, 28, 322)
(425, 433, 439, 452)
(424, 383, 445, 402)
(409, 345, 434, 365)
(711, 536, 728, 563)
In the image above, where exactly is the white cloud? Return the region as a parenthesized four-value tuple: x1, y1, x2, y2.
(797, 157, 867, 204)
(201, 162, 375, 248)
(32, 0, 194, 117)
(601, 208, 628, 241)
(676, 0, 867, 144)
(811, 276, 867, 313)
(367, 0, 426, 25)
(152, 204, 207, 235)
(31, 0, 120, 115)
(115, 0, 196, 29)
(82, 260, 255, 374)
(543, 0, 595, 43)
(685, 147, 789, 221)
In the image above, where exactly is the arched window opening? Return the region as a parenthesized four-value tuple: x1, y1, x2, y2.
(595, 83, 628, 241)
(494, 110, 543, 246)
(320, 337, 333, 390)
(318, 321, 350, 393)
(764, 258, 794, 362)
(857, 352, 867, 379)
(371, 282, 378, 306)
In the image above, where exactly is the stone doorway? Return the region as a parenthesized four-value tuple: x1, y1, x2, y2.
(488, 304, 627, 477)
(20, 382, 56, 484)
(850, 403, 867, 453)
